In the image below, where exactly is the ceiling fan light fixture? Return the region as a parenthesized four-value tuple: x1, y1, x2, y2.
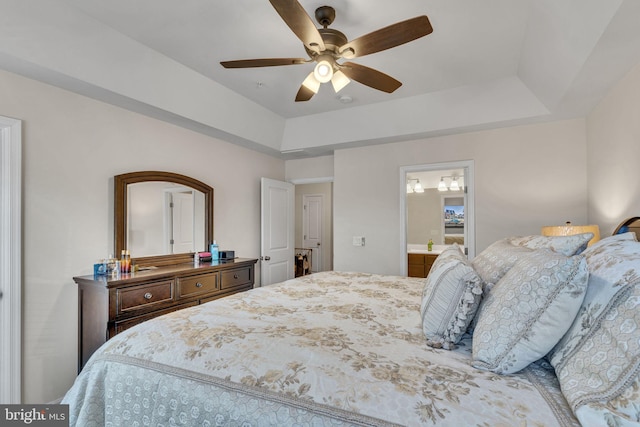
(331, 70, 350, 93)
(301, 72, 320, 94)
(314, 56, 334, 83)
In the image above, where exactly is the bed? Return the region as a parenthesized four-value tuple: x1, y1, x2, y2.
(63, 218, 640, 426)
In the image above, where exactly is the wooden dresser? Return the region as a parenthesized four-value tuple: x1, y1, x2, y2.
(408, 253, 438, 278)
(74, 258, 257, 371)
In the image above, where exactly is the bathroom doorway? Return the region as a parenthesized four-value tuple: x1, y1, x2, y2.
(399, 161, 475, 275)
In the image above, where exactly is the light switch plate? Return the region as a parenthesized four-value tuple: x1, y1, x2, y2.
(352, 236, 365, 246)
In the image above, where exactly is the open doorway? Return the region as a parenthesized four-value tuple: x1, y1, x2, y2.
(294, 181, 333, 274)
(400, 161, 475, 276)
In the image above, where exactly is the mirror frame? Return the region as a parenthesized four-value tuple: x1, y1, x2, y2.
(114, 171, 214, 267)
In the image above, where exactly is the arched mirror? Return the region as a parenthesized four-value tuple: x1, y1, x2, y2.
(114, 171, 214, 267)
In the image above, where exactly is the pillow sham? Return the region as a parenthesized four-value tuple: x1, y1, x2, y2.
(508, 232, 593, 256)
(472, 249, 588, 374)
(420, 245, 483, 350)
(549, 232, 640, 366)
(557, 282, 640, 426)
(548, 233, 640, 423)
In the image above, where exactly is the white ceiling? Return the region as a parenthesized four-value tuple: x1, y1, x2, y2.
(2, 0, 640, 158)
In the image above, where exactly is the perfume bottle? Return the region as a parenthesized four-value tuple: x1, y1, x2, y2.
(120, 249, 131, 273)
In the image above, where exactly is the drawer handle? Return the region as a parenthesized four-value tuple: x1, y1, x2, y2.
(233, 274, 239, 279)
(144, 292, 153, 300)
(195, 282, 203, 288)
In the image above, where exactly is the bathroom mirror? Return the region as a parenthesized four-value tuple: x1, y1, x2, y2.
(114, 171, 214, 267)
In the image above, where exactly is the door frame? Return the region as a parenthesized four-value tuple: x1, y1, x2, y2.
(399, 160, 475, 275)
(0, 115, 21, 403)
(290, 176, 333, 273)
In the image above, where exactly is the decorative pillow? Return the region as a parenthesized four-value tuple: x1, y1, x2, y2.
(420, 245, 483, 350)
(509, 232, 594, 256)
(555, 282, 640, 426)
(472, 249, 589, 374)
(471, 238, 533, 290)
(549, 233, 640, 367)
(548, 233, 640, 423)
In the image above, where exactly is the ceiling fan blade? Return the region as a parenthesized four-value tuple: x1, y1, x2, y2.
(220, 58, 307, 68)
(340, 62, 402, 93)
(295, 85, 316, 102)
(269, 0, 325, 53)
(339, 16, 433, 59)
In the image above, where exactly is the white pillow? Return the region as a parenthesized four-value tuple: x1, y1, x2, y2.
(420, 245, 483, 350)
(472, 249, 589, 374)
(508, 232, 593, 256)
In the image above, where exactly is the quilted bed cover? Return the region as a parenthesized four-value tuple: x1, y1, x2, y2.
(63, 271, 580, 426)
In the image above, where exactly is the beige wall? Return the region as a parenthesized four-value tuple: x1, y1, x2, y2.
(0, 69, 284, 403)
(587, 61, 640, 233)
(407, 189, 444, 244)
(330, 119, 588, 275)
(285, 155, 334, 181)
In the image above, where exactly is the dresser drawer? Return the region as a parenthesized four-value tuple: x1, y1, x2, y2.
(425, 254, 438, 275)
(221, 267, 252, 289)
(117, 280, 174, 315)
(114, 301, 198, 335)
(177, 272, 219, 298)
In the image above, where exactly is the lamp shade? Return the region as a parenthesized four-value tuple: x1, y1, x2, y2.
(541, 222, 601, 246)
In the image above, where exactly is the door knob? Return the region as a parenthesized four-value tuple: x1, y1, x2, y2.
(261, 256, 271, 261)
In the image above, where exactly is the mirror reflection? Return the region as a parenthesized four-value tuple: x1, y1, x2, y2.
(127, 181, 206, 257)
(114, 171, 214, 267)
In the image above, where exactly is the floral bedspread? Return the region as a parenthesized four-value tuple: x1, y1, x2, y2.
(63, 271, 580, 426)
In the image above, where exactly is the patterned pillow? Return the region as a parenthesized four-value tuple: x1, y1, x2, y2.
(549, 232, 640, 365)
(557, 282, 640, 426)
(472, 249, 588, 374)
(547, 233, 640, 422)
(420, 245, 483, 350)
(508, 233, 593, 256)
(471, 238, 533, 290)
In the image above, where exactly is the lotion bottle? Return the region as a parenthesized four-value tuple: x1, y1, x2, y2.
(210, 240, 219, 261)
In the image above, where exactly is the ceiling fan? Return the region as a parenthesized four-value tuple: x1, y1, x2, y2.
(220, 0, 433, 102)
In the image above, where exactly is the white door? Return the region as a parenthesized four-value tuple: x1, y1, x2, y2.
(261, 178, 295, 286)
(302, 194, 322, 272)
(171, 191, 195, 254)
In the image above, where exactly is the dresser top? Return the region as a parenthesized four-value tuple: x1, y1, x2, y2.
(74, 257, 258, 288)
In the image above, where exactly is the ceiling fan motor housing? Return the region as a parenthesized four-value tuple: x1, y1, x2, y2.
(305, 28, 348, 59)
(315, 6, 336, 27)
